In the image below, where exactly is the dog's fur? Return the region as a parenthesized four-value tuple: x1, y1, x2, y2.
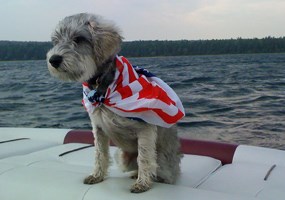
(47, 13, 181, 193)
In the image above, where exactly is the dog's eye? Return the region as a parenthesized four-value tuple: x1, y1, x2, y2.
(51, 38, 59, 46)
(74, 36, 87, 44)
(51, 33, 61, 46)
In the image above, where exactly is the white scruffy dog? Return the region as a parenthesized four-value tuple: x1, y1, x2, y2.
(47, 13, 184, 193)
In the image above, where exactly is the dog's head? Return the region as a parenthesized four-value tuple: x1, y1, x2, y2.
(47, 13, 123, 82)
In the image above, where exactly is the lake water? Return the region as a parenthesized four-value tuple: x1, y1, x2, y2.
(0, 54, 285, 149)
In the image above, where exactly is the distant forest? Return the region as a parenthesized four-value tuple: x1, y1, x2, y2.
(0, 37, 285, 61)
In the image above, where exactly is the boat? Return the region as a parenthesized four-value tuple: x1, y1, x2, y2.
(0, 127, 284, 200)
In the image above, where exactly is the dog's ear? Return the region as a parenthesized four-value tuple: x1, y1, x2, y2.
(87, 19, 123, 64)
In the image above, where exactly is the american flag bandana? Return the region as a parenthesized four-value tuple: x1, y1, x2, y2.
(82, 56, 185, 128)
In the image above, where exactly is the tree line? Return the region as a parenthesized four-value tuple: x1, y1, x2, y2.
(1, 37, 285, 61)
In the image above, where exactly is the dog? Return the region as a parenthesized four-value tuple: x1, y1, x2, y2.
(47, 13, 184, 193)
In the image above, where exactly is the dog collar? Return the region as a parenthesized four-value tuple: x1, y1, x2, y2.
(86, 74, 101, 89)
(86, 57, 115, 87)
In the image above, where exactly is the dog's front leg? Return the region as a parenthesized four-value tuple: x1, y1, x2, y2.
(130, 126, 158, 193)
(84, 127, 110, 184)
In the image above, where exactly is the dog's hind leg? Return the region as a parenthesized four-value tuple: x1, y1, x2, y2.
(155, 126, 181, 184)
(130, 125, 158, 193)
(84, 127, 110, 184)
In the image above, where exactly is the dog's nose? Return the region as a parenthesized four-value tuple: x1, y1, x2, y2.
(49, 55, 63, 68)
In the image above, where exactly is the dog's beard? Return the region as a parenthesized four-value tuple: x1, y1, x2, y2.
(47, 48, 97, 82)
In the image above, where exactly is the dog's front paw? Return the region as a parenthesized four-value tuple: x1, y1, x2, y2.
(130, 182, 151, 193)
(83, 175, 104, 185)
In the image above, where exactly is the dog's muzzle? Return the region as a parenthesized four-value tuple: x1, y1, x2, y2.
(49, 55, 63, 68)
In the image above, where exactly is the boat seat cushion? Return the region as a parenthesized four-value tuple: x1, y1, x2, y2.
(0, 128, 69, 143)
(0, 143, 253, 200)
(0, 165, 256, 200)
(233, 145, 285, 166)
(0, 143, 221, 188)
(0, 139, 59, 159)
(0, 128, 70, 159)
(198, 145, 285, 198)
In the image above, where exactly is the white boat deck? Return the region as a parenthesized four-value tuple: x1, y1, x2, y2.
(0, 128, 284, 200)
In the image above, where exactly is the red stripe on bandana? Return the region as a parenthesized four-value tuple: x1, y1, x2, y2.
(117, 85, 133, 100)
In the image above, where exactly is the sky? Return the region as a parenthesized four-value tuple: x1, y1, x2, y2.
(0, 0, 285, 42)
